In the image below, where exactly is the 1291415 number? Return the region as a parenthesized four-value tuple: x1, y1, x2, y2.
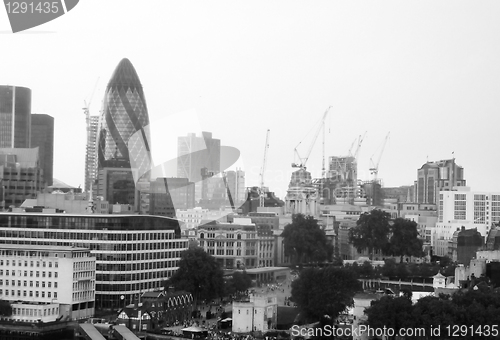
(5, 2, 59, 14)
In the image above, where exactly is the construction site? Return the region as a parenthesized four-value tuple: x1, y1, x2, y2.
(276, 106, 392, 216)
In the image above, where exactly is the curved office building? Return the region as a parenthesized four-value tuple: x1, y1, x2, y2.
(0, 85, 31, 148)
(0, 212, 187, 309)
(97, 58, 152, 173)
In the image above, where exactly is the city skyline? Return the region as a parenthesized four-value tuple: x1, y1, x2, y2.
(2, 1, 500, 198)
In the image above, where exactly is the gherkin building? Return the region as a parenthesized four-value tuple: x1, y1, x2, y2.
(97, 58, 152, 178)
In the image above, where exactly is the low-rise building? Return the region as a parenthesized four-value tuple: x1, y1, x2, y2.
(232, 294, 277, 333)
(1, 244, 96, 321)
(197, 219, 258, 269)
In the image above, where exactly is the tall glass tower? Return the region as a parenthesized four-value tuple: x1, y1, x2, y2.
(0, 85, 31, 148)
(96, 58, 152, 207)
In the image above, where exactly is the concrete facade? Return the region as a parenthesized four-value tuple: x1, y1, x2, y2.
(1, 244, 96, 321)
(232, 294, 277, 333)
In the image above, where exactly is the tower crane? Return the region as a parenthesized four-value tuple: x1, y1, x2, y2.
(352, 131, 367, 162)
(259, 129, 270, 207)
(369, 132, 390, 182)
(82, 78, 100, 132)
(292, 106, 332, 171)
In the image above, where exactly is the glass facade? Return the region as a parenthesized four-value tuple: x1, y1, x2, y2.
(0, 85, 31, 148)
(0, 213, 187, 309)
(31, 114, 54, 186)
(97, 58, 152, 175)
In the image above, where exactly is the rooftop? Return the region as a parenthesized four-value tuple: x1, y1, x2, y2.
(0, 244, 90, 252)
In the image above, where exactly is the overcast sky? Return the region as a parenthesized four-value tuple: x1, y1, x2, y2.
(2, 1, 500, 198)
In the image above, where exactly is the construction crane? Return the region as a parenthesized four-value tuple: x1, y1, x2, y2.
(82, 78, 99, 200)
(369, 132, 390, 182)
(259, 129, 270, 207)
(82, 78, 100, 131)
(352, 131, 367, 162)
(292, 106, 332, 171)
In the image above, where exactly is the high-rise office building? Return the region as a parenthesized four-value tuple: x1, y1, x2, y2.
(177, 132, 220, 201)
(225, 169, 245, 206)
(0, 148, 45, 208)
(84, 115, 99, 192)
(415, 159, 466, 204)
(149, 178, 195, 217)
(31, 114, 54, 186)
(0, 85, 31, 148)
(96, 58, 152, 208)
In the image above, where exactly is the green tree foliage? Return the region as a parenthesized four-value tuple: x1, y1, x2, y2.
(349, 209, 391, 260)
(410, 295, 459, 335)
(0, 300, 12, 317)
(365, 296, 413, 340)
(225, 271, 252, 296)
(366, 286, 500, 340)
(291, 266, 361, 322)
(167, 247, 224, 305)
(439, 255, 453, 267)
(281, 214, 333, 265)
(387, 218, 424, 262)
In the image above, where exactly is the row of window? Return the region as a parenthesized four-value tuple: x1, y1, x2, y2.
(0, 280, 58, 288)
(0, 270, 58, 278)
(0, 259, 58, 268)
(0, 289, 57, 298)
(13, 306, 59, 317)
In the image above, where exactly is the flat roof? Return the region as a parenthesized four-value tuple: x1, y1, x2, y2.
(0, 211, 179, 221)
(240, 267, 290, 274)
(0, 244, 90, 252)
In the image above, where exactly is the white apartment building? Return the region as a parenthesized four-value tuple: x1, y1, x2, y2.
(432, 189, 500, 243)
(0, 244, 96, 322)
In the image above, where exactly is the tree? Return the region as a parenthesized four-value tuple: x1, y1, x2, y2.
(281, 214, 333, 265)
(225, 271, 252, 296)
(349, 209, 391, 260)
(167, 247, 224, 305)
(291, 266, 361, 322)
(365, 296, 414, 340)
(411, 295, 459, 337)
(387, 218, 424, 262)
(0, 300, 11, 317)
